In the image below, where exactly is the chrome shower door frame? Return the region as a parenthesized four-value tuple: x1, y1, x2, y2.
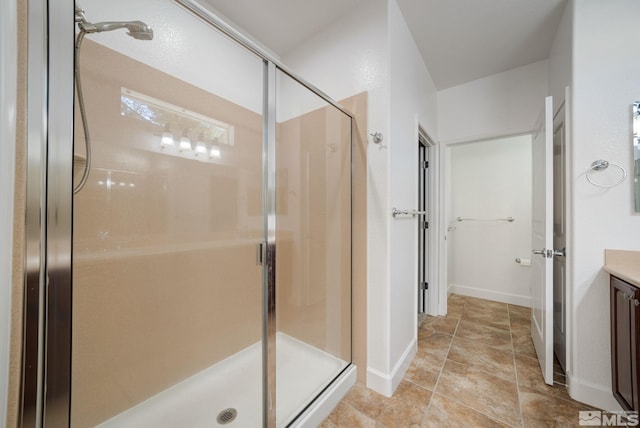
(23, 0, 354, 426)
(22, 0, 75, 426)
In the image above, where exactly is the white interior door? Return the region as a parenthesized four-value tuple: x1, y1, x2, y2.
(531, 96, 554, 385)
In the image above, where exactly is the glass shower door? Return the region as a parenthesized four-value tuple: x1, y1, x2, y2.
(70, 1, 266, 426)
(275, 70, 352, 426)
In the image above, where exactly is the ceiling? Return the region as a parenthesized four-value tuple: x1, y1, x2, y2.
(204, 0, 567, 90)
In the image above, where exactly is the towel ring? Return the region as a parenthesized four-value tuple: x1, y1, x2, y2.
(586, 160, 626, 188)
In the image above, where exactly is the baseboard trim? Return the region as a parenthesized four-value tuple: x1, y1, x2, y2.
(366, 337, 417, 397)
(448, 284, 531, 307)
(567, 372, 623, 412)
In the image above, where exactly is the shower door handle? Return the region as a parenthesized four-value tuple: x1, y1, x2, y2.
(256, 242, 266, 265)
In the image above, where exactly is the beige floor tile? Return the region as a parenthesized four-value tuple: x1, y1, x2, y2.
(343, 382, 392, 421)
(413, 347, 447, 373)
(461, 309, 511, 331)
(511, 326, 537, 358)
(448, 294, 466, 305)
(520, 386, 593, 428)
(447, 336, 516, 382)
(455, 320, 513, 352)
(377, 381, 432, 428)
(420, 315, 460, 335)
(509, 316, 531, 331)
(417, 331, 453, 360)
(464, 297, 509, 311)
(324, 401, 377, 428)
(446, 304, 464, 319)
(405, 358, 440, 391)
(508, 304, 531, 319)
(435, 360, 521, 427)
(514, 354, 571, 401)
(322, 295, 599, 428)
(421, 393, 511, 428)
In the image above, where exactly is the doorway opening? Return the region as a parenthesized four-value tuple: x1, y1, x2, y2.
(418, 134, 430, 315)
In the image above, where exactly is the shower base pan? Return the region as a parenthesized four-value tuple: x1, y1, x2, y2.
(98, 333, 356, 427)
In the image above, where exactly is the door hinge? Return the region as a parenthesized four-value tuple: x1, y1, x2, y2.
(422, 221, 429, 230)
(422, 161, 429, 169)
(420, 282, 429, 290)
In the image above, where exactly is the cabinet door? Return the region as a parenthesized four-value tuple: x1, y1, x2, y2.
(611, 276, 640, 411)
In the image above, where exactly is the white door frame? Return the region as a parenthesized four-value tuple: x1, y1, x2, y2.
(559, 86, 574, 386)
(439, 131, 534, 316)
(416, 121, 441, 316)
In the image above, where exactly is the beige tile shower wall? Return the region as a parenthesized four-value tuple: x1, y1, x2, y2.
(7, 0, 28, 426)
(71, 41, 263, 427)
(275, 92, 367, 377)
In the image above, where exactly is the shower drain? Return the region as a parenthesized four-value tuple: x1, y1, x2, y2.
(216, 408, 238, 425)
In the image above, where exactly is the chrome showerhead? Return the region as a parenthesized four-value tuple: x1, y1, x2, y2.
(79, 20, 154, 40)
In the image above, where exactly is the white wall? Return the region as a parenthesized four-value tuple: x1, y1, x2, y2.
(568, 0, 640, 410)
(548, 1, 573, 106)
(438, 60, 549, 144)
(448, 136, 532, 306)
(0, 0, 17, 422)
(284, 0, 438, 396)
(387, 0, 438, 391)
(80, 0, 266, 113)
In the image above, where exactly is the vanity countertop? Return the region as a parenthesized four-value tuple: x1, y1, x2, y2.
(604, 249, 640, 288)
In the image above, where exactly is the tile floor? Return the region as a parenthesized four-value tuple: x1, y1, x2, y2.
(320, 294, 598, 427)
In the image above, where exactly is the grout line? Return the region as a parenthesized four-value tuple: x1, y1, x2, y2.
(508, 305, 526, 428)
(416, 295, 462, 426)
(426, 295, 522, 428)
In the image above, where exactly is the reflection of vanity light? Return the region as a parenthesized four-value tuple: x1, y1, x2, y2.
(161, 130, 175, 148)
(209, 144, 221, 158)
(179, 135, 192, 152)
(121, 87, 235, 164)
(195, 140, 207, 155)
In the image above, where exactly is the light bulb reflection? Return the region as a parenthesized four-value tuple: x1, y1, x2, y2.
(195, 141, 207, 155)
(179, 135, 192, 152)
(209, 144, 221, 158)
(161, 131, 175, 148)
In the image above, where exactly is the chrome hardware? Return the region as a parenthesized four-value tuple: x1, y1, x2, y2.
(622, 293, 640, 306)
(552, 248, 566, 257)
(370, 132, 383, 144)
(533, 249, 553, 258)
(586, 159, 627, 188)
(392, 208, 428, 218)
(256, 242, 265, 266)
(457, 216, 514, 222)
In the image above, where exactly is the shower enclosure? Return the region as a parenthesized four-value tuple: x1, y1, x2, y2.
(22, 0, 354, 426)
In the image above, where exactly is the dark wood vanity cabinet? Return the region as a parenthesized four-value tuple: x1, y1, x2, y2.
(610, 275, 640, 411)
